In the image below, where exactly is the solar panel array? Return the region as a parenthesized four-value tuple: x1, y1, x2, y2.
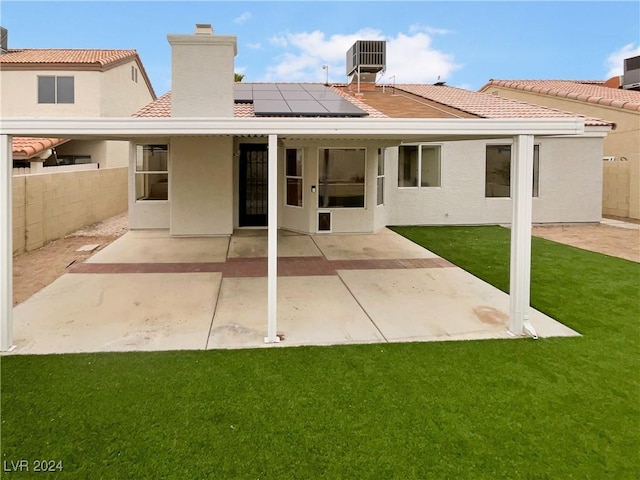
(234, 83, 367, 117)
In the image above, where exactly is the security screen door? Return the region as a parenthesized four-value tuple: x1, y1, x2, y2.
(239, 144, 269, 226)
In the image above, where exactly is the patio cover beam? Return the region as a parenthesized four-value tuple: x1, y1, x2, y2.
(0, 117, 586, 139)
(1, 135, 13, 351)
(509, 134, 537, 338)
(265, 134, 280, 344)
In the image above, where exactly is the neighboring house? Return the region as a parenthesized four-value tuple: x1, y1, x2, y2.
(0, 24, 613, 347)
(480, 77, 640, 220)
(0, 32, 157, 168)
(0, 29, 157, 254)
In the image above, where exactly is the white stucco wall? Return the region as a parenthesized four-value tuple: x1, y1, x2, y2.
(0, 69, 102, 117)
(168, 34, 236, 117)
(388, 136, 603, 226)
(170, 137, 234, 236)
(100, 60, 156, 117)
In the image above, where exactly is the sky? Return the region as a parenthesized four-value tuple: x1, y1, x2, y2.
(0, 1, 638, 96)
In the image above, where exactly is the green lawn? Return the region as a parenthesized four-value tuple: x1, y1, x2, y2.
(2, 226, 638, 479)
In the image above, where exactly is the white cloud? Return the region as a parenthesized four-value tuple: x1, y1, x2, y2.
(247, 42, 262, 50)
(605, 43, 640, 78)
(409, 24, 453, 36)
(234, 12, 252, 25)
(263, 28, 460, 83)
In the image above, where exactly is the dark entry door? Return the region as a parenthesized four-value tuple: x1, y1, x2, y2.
(239, 144, 268, 227)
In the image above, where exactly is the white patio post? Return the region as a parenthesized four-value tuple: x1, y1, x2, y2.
(265, 134, 280, 343)
(509, 134, 537, 338)
(1, 134, 14, 351)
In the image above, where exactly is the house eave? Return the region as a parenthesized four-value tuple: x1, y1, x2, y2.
(0, 117, 586, 141)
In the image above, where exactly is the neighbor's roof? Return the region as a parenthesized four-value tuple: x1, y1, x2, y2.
(0, 48, 138, 67)
(12, 137, 68, 159)
(481, 79, 640, 112)
(0, 48, 157, 99)
(393, 84, 611, 126)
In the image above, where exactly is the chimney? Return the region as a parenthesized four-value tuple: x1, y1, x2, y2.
(0, 27, 8, 54)
(167, 24, 237, 116)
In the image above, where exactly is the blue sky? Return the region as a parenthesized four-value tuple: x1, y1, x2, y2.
(1, 1, 638, 95)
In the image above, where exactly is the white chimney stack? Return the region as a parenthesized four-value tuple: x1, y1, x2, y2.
(167, 24, 237, 117)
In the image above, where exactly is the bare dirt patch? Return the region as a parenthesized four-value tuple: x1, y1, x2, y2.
(532, 223, 640, 263)
(13, 213, 128, 305)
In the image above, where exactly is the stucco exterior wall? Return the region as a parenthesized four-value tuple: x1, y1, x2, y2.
(481, 85, 639, 219)
(12, 167, 127, 255)
(388, 136, 603, 226)
(0, 70, 102, 117)
(603, 160, 631, 217)
(170, 137, 234, 235)
(100, 60, 156, 117)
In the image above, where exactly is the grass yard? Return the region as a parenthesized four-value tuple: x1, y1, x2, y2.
(1, 226, 638, 479)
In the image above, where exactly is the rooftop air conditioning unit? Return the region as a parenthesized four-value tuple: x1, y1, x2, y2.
(622, 55, 640, 90)
(346, 40, 386, 77)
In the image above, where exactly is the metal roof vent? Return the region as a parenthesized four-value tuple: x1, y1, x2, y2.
(0, 27, 7, 54)
(622, 55, 640, 90)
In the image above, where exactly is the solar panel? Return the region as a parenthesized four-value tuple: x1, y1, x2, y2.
(240, 83, 367, 117)
(253, 99, 292, 115)
(253, 90, 285, 100)
(280, 90, 315, 101)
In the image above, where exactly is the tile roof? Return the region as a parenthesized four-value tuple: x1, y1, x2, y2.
(133, 83, 611, 127)
(395, 84, 611, 126)
(133, 92, 257, 118)
(12, 137, 68, 159)
(133, 87, 385, 118)
(483, 80, 640, 112)
(0, 48, 138, 67)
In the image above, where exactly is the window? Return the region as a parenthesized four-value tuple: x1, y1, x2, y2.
(398, 145, 441, 187)
(285, 148, 303, 207)
(485, 145, 539, 198)
(377, 148, 385, 206)
(38, 76, 74, 104)
(135, 144, 168, 201)
(318, 148, 366, 208)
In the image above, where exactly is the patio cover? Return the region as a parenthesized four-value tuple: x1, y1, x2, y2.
(0, 115, 598, 350)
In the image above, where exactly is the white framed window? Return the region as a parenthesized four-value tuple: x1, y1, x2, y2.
(377, 148, 385, 206)
(135, 144, 168, 201)
(285, 148, 303, 207)
(398, 144, 441, 187)
(318, 148, 366, 208)
(485, 144, 539, 198)
(38, 75, 74, 104)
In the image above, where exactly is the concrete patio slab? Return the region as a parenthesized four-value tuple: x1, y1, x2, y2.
(228, 234, 322, 258)
(208, 276, 384, 348)
(312, 228, 438, 260)
(86, 231, 229, 263)
(338, 268, 578, 342)
(11, 272, 221, 354)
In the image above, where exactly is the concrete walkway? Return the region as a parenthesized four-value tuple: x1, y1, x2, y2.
(9, 229, 578, 354)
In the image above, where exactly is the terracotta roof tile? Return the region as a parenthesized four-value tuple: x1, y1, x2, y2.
(133, 92, 256, 118)
(483, 80, 640, 112)
(12, 137, 68, 159)
(134, 87, 376, 118)
(0, 48, 138, 67)
(395, 84, 611, 126)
